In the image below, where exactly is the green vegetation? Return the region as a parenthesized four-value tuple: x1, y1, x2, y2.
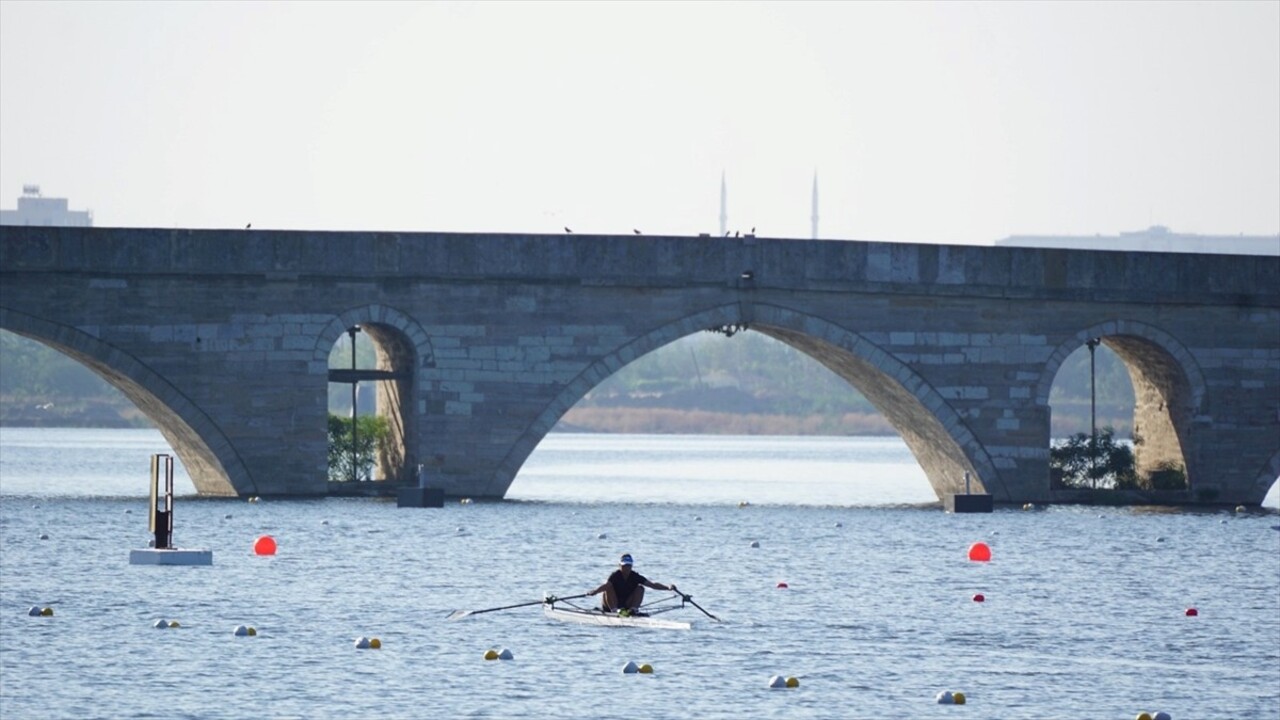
(1049, 427, 1137, 489)
(327, 414, 390, 482)
(1050, 427, 1187, 490)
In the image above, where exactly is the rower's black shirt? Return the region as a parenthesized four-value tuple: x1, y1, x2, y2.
(607, 568, 649, 606)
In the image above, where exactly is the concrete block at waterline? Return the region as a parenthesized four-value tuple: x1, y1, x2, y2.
(945, 494, 993, 514)
(129, 548, 213, 566)
(397, 487, 445, 508)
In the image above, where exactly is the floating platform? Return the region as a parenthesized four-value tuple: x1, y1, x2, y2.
(129, 548, 213, 566)
(945, 493, 994, 513)
(397, 487, 445, 508)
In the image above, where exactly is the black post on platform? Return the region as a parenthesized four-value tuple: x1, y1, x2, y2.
(150, 453, 174, 549)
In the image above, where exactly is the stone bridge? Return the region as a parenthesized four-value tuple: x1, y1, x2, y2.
(1, 226, 1277, 505)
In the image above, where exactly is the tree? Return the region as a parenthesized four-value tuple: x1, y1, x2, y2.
(1050, 426, 1138, 489)
(327, 414, 390, 482)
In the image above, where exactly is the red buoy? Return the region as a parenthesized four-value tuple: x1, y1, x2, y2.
(972, 593, 985, 602)
(253, 535, 277, 556)
(1185, 607, 1198, 617)
(967, 542, 992, 562)
(776, 582, 789, 589)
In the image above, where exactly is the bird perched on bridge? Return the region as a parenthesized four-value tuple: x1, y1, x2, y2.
(245, 223, 251, 229)
(633, 229, 642, 234)
(564, 227, 573, 233)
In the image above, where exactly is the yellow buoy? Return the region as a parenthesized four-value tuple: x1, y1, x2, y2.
(40, 607, 53, 616)
(484, 649, 499, 660)
(953, 691, 966, 704)
(168, 620, 180, 628)
(638, 663, 653, 674)
(1135, 713, 1153, 720)
(247, 626, 256, 636)
(785, 677, 799, 688)
(369, 637, 381, 649)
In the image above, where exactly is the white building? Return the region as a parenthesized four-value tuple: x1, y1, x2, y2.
(996, 225, 1278, 256)
(0, 185, 92, 227)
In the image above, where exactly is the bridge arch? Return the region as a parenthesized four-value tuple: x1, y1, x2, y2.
(1254, 451, 1280, 503)
(314, 305, 434, 482)
(492, 302, 1005, 501)
(1037, 319, 1207, 485)
(0, 307, 252, 496)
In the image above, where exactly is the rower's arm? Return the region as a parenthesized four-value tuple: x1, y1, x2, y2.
(644, 580, 671, 591)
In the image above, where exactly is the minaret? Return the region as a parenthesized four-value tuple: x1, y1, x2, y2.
(719, 171, 728, 237)
(810, 171, 819, 240)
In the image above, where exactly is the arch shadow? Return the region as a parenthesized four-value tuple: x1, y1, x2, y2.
(0, 306, 252, 496)
(489, 302, 1005, 501)
(314, 305, 434, 483)
(1038, 320, 1206, 485)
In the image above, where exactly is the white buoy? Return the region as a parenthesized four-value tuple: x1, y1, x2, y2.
(622, 661, 639, 674)
(39, 533, 49, 540)
(153, 619, 169, 629)
(936, 691, 954, 704)
(597, 533, 607, 540)
(354, 637, 371, 649)
(498, 648, 514, 660)
(749, 540, 760, 548)
(456, 527, 465, 534)
(694, 515, 702, 521)
(768, 675, 787, 688)
(1153, 712, 1171, 720)
(27, 606, 42, 617)
(233, 625, 256, 637)
(834, 522, 843, 528)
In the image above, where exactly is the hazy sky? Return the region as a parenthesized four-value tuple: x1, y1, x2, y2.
(1, 1, 1277, 243)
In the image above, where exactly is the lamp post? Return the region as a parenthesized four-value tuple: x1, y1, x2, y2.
(348, 326, 360, 483)
(1086, 337, 1101, 488)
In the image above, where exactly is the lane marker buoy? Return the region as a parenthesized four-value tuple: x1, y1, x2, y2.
(936, 691, 954, 704)
(776, 582, 789, 589)
(972, 593, 985, 603)
(638, 663, 653, 674)
(622, 661, 639, 674)
(355, 637, 371, 649)
(768, 675, 787, 689)
(40, 607, 53, 616)
(953, 691, 966, 704)
(484, 649, 499, 660)
(1185, 607, 1198, 617)
(253, 535, 277, 556)
(967, 542, 991, 562)
(785, 676, 799, 687)
(498, 648, 514, 660)
(750, 540, 760, 548)
(233, 625, 256, 636)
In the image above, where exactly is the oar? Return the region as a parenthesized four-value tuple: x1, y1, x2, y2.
(447, 593, 591, 621)
(671, 585, 720, 622)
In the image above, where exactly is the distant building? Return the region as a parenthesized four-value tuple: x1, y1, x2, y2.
(0, 185, 93, 227)
(996, 225, 1278, 256)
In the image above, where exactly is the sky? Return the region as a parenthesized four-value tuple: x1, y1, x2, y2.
(1, 1, 1277, 244)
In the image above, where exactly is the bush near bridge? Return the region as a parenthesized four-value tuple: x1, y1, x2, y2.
(327, 414, 390, 482)
(1050, 427, 1186, 490)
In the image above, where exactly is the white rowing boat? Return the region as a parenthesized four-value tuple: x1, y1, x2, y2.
(542, 603, 692, 630)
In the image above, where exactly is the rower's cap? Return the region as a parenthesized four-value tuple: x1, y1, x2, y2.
(620, 553, 634, 566)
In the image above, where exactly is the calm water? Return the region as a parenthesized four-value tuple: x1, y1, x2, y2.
(1, 428, 1277, 720)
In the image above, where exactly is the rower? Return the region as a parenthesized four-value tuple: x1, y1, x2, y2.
(587, 553, 673, 615)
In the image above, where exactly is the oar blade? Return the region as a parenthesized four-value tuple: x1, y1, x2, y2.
(446, 609, 474, 621)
